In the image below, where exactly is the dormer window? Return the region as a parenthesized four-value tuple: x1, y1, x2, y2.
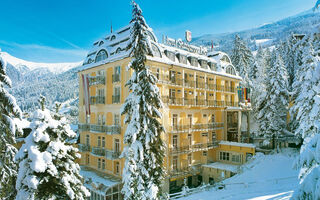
(200, 60, 208, 69)
(99, 41, 104, 46)
(178, 54, 187, 64)
(188, 57, 198, 67)
(115, 48, 121, 54)
(221, 55, 231, 63)
(95, 50, 108, 63)
(226, 65, 236, 75)
(87, 58, 93, 64)
(151, 44, 161, 58)
(110, 35, 116, 41)
(209, 62, 217, 71)
(165, 50, 175, 62)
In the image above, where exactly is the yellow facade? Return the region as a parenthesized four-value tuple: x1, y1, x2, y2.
(78, 54, 255, 192)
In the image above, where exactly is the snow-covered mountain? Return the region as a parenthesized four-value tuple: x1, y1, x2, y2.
(0, 52, 82, 123)
(191, 9, 320, 54)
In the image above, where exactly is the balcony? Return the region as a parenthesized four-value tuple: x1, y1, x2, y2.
(169, 163, 202, 178)
(184, 79, 195, 87)
(225, 86, 235, 93)
(168, 78, 184, 87)
(90, 96, 105, 105)
(216, 85, 225, 92)
(170, 122, 224, 133)
(207, 83, 216, 90)
(106, 150, 121, 160)
(169, 142, 218, 155)
(89, 75, 106, 86)
(162, 96, 238, 108)
(112, 95, 120, 103)
(112, 74, 120, 83)
(78, 144, 91, 152)
(91, 147, 121, 160)
(78, 123, 121, 135)
(195, 82, 206, 89)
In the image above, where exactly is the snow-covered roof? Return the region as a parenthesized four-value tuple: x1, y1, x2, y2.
(80, 23, 241, 80)
(80, 167, 120, 195)
(219, 141, 256, 148)
(203, 162, 239, 173)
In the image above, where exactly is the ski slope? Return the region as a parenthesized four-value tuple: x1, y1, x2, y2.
(181, 149, 299, 200)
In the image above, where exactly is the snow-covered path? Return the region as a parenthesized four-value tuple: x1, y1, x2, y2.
(180, 149, 299, 200)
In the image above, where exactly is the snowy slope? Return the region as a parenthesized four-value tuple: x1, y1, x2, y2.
(181, 149, 299, 200)
(0, 52, 82, 74)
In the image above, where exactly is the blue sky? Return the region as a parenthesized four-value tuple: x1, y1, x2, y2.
(0, 0, 316, 63)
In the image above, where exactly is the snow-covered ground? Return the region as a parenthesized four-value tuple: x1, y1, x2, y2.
(181, 149, 299, 200)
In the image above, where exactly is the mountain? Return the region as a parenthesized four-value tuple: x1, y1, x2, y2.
(0, 52, 82, 123)
(191, 9, 320, 54)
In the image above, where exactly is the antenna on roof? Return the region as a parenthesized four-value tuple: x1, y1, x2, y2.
(111, 20, 113, 33)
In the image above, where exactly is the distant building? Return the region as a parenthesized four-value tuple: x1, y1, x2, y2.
(77, 20, 254, 199)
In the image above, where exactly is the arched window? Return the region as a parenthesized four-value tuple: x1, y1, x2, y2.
(87, 58, 93, 64)
(110, 35, 116, 41)
(115, 48, 121, 54)
(95, 50, 108, 62)
(151, 44, 161, 57)
(99, 41, 104, 46)
(222, 55, 231, 63)
(226, 65, 236, 75)
(147, 31, 156, 42)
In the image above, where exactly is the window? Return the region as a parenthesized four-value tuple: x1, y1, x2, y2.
(115, 47, 121, 54)
(188, 134, 192, 146)
(98, 89, 104, 97)
(190, 57, 198, 67)
(115, 162, 120, 174)
(203, 151, 208, 156)
(165, 51, 175, 61)
(114, 139, 120, 153)
(98, 158, 101, 169)
(219, 152, 230, 161)
(98, 41, 104, 46)
(95, 50, 108, 62)
(86, 135, 90, 145)
(188, 114, 192, 128)
(173, 156, 178, 170)
(172, 114, 178, 127)
(114, 114, 120, 125)
(86, 155, 90, 164)
(156, 68, 160, 80)
(188, 154, 192, 166)
(169, 70, 176, 82)
(115, 66, 121, 75)
(169, 89, 176, 99)
(179, 54, 187, 64)
(102, 137, 105, 148)
(86, 115, 90, 124)
(110, 35, 116, 41)
(114, 87, 120, 96)
(173, 135, 178, 149)
(102, 159, 106, 170)
(151, 44, 161, 57)
(232, 154, 241, 163)
(226, 65, 236, 75)
(98, 136, 101, 147)
(97, 114, 102, 125)
(102, 115, 106, 125)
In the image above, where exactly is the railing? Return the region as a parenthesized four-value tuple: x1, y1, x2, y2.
(91, 147, 121, 160)
(169, 162, 202, 178)
(216, 85, 224, 91)
(78, 144, 91, 152)
(168, 78, 184, 87)
(162, 96, 238, 108)
(184, 79, 195, 87)
(78, 123, 121, 135)
(90, 96, 105, 104)
(170, 123, 224, 133)
(89, 75, 106, 86)
(106, 150, 121, 160)
(112, 95, 120, 103)
(169, 142, 218, 155)
(112, 74, 120, 83)
(225, 86, 235, 93)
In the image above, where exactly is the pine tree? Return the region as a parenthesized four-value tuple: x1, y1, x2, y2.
(230, 35, 254, 87)
(0, 56, 22, 199)
(120, 1, 166, 200)
(257, 49, 289, 143)
(290, 36, 320, 199)
(15, 97, 89, 200)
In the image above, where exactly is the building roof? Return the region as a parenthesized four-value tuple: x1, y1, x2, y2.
(80, 166, 120, 195)
(219, 141, 256, 148)
(203, 162, 239, 173)
(79, 23, 241, 80)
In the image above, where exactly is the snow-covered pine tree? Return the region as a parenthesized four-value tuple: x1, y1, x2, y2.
(15, 97, 89, 200)
(257, 49, 289, 143)
(120, 1, 166, 200)
(290, 35, 320, 199)
(0, 56, 22, 199)
(230, 35, 254, 87)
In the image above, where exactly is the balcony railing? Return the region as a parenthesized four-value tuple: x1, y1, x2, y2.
(89, 75, 106, 86)
(169, 163, 202, 178)
(78, 144, 91, 152)
(90, 96, 105, 104)
(169, 142, 218, 155)
(91, 147, 121, 160)
(112, 74, 120, 83)
(170, 122, 224, 133)
(78, 123, 121, 135)
(168, 78, 184, 87)
(225, 86, 235, 93)
(112, 95, 120, 103)
(162, 96, 238, 108)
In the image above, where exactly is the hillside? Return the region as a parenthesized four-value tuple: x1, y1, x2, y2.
(0, 52, 82, 123)
(191, 9, 320, 54)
